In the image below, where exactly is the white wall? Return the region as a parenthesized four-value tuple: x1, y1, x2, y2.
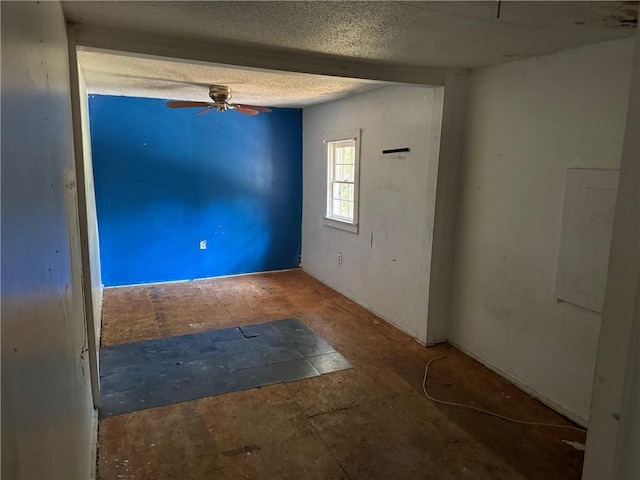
(424, 73, 469, 344)
(68, 34, 104, 408)
(302, 85, 440, 339)
(449, 37, 635, 424)
(79, 67, 104, 340)
(583, 27, 639, 480)
(1, 2, 95, 478)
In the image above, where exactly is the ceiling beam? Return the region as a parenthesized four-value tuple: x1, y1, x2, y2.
(71, 23, 467, 87)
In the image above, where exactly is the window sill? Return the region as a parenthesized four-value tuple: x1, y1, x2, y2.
(324, 217, 359, 234)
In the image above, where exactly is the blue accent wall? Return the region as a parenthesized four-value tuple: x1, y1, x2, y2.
(89, 95, 302, 286)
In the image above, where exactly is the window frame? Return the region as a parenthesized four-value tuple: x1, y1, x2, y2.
(324, 129, 361, 234)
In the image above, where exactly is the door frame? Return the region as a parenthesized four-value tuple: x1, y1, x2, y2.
(67, 27, 101, 408)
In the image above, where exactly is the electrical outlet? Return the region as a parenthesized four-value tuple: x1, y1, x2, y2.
(337, 252, 342, 265)
(199, 240, 207, 250)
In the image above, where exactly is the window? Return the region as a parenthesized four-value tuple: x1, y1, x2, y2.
(324, 129, 361, 233)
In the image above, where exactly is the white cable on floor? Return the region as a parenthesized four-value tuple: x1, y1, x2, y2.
(422, 356, 587, 433)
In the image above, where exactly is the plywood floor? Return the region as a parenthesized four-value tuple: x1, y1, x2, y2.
(98, 269, 586, 480)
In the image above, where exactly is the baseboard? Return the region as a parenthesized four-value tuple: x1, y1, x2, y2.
(90, 407, 98, 479)
(300, 267, 423, 344)
(448, 340, 588, 428)
(103, 268, 299, 289)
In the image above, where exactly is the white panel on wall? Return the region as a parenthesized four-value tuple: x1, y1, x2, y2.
(555, 168, 619, 313)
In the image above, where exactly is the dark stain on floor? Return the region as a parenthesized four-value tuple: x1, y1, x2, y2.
(99, 318, 351, 417)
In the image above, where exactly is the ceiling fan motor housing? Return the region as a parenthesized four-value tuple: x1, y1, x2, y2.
(209, 84, 231, 110)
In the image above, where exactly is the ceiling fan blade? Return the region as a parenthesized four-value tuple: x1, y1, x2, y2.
(196, 107, 214, 116)
(166, 101, 212, 108)
(233, 105, 259, 116)
(235, 104, 272, 113)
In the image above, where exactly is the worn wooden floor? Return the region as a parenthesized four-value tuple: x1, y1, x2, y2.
(98, 269, 586, 480)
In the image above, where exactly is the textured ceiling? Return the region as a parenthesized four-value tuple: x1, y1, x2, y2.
(65, 1, 637, 69)
(67, 1, 637, 106)
(78, 50, 387, 107)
